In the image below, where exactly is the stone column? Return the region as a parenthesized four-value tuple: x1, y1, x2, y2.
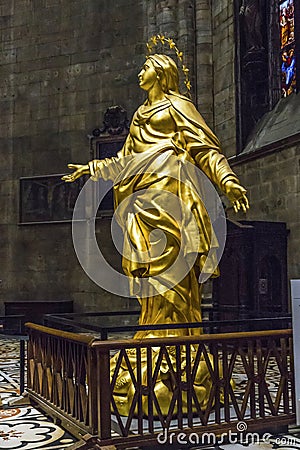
(195, 0, 214, 127)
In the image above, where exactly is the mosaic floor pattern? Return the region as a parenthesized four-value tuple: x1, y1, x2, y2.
(0, 407, 76, 449)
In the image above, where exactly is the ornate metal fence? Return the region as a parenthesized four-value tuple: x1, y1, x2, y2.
(26, 323, 295, 449)
(26, 323, 98, 438)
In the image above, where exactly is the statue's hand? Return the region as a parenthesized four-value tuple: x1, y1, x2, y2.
(224, 180, 250, 213)
(61, 163, 90, 182)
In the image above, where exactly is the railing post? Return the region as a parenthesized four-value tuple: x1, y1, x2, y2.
(88, 345, 98, 435)
(27, 329, 33, 391)
(95, 345, 111, 440)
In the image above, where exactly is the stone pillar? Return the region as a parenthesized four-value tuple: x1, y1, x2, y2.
(212, 0, 237, 156)
(195, 0, 214, 127)
(177, 0, 197, 102)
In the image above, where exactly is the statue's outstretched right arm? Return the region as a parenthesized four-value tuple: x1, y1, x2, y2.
(62, 134, 133, 183)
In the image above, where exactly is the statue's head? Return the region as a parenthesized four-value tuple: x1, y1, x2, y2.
(147, 54, 180, 94)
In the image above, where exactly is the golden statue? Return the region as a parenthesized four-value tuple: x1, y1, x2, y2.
(63, 40, 249, 415)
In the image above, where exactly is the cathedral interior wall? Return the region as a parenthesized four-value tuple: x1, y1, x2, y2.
(0, 0, 299, 314)
(0, 0, 146, 313)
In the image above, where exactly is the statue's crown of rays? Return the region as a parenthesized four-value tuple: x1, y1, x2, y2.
(146, 35, 191, 93)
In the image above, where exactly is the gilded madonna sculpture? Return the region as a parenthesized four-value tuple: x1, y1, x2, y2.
(63, 36, 249, 415)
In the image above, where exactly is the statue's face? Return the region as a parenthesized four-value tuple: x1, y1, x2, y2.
(138, 59, 158, 91)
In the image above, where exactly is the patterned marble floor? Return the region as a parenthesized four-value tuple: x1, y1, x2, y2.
(0, 337, 77, 449)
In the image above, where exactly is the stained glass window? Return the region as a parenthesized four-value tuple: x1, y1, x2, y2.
(280, 0, 296, 96)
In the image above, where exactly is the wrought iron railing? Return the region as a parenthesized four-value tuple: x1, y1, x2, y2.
(26, 323, 98, 438)
(26, 323, 295, 449)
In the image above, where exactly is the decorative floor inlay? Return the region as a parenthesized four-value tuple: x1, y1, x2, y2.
(0, 406, 75, 449)
(0, 337, 24, 406)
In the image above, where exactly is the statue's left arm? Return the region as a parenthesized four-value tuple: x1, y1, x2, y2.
(194, 145, 249, 213)
(169, 95, 249, 213)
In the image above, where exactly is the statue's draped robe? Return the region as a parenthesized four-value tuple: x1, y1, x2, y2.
(89, 93, 238, 414)
(90, 93, 239, 338)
